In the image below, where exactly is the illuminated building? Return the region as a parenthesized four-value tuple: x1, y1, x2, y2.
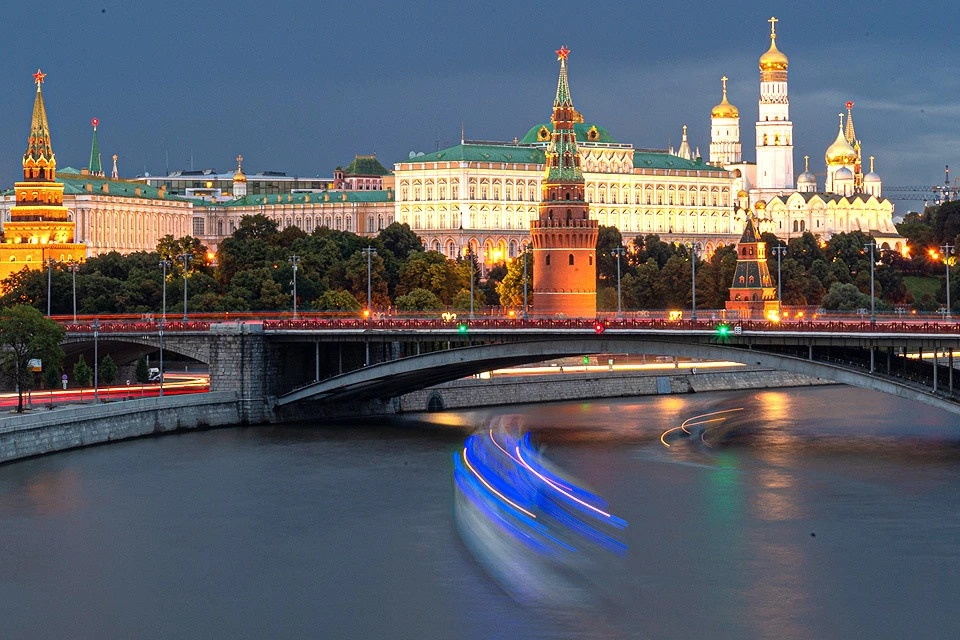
(333, 154, 390, 191)
(530, 47, 598, 317)
(725, 212, 777, 319)
(0, 71, 86, 285)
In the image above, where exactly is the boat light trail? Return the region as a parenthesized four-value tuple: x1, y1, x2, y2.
(462, 447, 536, 519)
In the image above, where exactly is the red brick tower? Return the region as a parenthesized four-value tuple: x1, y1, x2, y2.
(531, 47, 598, 317)
(724, 212, 778, 319)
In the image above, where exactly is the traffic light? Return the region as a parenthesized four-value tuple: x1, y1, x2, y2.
(594, 322, 604, 334)
(458, 323, 468, 334)
(582, 356, 590, 365)
(715, 324, 730, 341)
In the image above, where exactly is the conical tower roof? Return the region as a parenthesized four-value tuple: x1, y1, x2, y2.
(844, 101, 856, 145)
(554, 46, 573, 108)
(23, 70, 56, 178)
(89, 118, 103, 176)
(739, 212, 759, 243)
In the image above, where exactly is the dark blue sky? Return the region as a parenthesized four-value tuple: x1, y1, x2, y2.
(2, 0, 957, 212)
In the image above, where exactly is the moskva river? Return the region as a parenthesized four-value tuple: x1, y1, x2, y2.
(1, 386, 958, 639)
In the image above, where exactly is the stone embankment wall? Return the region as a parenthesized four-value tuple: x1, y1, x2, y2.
(0, 391, 243, 465)
(396, 367, 830, 413)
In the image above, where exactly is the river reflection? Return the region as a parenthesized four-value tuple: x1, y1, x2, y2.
(0, 386, 959, 639)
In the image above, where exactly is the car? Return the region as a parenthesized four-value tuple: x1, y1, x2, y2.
(147, 368, 162, 382)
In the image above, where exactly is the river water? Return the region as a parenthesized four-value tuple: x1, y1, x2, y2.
(0, 386, 958, 639)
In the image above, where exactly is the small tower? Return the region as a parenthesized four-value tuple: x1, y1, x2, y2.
(844, 101, 863, 191)
(111, 154, 119, 180)
(88, 118, 103, 176)
(710, 76, 742, 165)
(676, 125, 693, 160)
(233, 154, 247, 198)
(531, 47, 598, 318)
(725, 212, 778, 319)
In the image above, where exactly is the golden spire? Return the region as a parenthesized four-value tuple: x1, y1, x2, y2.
(759, 16, 788, 73)
(845, 101, 857, 144)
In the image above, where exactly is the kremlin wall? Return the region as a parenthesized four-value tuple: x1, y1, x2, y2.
(0, 18, 903, 303)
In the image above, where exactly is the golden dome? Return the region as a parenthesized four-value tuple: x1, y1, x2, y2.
(233, 154, 247, 182)
(759, 37, 788, 71)
(737, 189, 748, 198)
(755, 199, 766, 210)
(825, 127, 857, 165)
(711, 77, 739, 118)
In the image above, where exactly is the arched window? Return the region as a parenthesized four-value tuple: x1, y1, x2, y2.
(546, 254, 551, 266)
(568, 254, 574, 265)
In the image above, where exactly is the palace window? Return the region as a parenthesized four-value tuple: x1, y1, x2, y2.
(192, 217, 205, 236)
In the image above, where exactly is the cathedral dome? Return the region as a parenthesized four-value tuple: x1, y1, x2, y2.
(797, 170, 816, 185)
(759, 38, 788, 71)
(864, 171, 881, 183)
(825, 128, 857, 165)
(834, 167, 854, 181)
(712, 96, 739, 119)
(755, 199, 766, 210)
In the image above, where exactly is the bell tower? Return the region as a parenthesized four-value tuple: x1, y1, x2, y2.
(530, 47, 598, 317)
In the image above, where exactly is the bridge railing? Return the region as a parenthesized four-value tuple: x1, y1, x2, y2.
(64, 320, 211, 333)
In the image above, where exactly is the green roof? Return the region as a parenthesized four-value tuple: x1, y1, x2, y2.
(344, 154, 389, 176)
(632, 151, 727, 172)
(218, 190, 394, 207)
(60, 176, 176, 199)
(519, 122, 617, 144)
(58, 166, 81, 175)
(401, 143, 545, 165)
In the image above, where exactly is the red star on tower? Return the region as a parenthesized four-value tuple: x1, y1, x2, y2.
(555, 46, 570, 61)
(33, 69, 46, 86)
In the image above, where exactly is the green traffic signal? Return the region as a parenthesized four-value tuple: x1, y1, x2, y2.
(458, 323, 468, 334)
(716, 324, 730, 337)
(582, 356, 589, 365)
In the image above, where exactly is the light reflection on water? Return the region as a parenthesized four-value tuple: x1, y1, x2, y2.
(0, 386, 958, 638)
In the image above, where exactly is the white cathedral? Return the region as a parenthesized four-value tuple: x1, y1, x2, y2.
(700, 17, 904, 253)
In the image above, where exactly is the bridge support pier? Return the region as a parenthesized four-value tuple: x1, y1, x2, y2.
(934, 349, 939, 393)
(870, 347, 875, 373)
(887, 348, 892, 376)
(950, 351, 954, 396)
(808, 345, 813, 361)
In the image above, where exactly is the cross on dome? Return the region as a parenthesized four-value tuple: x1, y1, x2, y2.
(555, 46, 570, 61)
(33, 69, 46, 87)
(768, 16, 778, 37)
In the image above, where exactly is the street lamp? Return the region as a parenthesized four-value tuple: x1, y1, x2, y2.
(159, 259, 171, 320)
(941, 243, 955, 320)
(864, 241, 876, 324)
(66, 260, 80, 322)
(468, 247, 476, 320)
(360, 246, 377, 313)
(45, 258, 56, 318)
(158, 318, 165, 398)
(93, 318, 100, 403)
(687, 242, 702, 322)
(522, 245, 532, 320)
(178, 253, 192, 322)
(772, 245, 787, 318)
(288, 254, 301, 318)
(610, 246, 626, 318)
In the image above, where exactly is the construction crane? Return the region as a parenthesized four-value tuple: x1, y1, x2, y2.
(885, 165, 960, 206)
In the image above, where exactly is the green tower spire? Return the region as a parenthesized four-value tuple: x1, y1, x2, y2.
(89, 118, 103, 176)
(545, 47, 583, 183)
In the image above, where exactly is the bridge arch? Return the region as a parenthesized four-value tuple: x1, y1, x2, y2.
(277, 339, 960, 416)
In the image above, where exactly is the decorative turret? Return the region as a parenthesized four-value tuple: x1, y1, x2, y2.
(825, 112, 858, 195)
(676, 125, 693, 160)
(531, 47, 598, 317)
(88, 118, 103, 176)
(864, 156, 882, 197)
(233, 154, 247, 198)
(23, 70, 56, 182)
(111, 154, 119, 180)
(710, 76, 742, 166)
(844, 101, 864, 190)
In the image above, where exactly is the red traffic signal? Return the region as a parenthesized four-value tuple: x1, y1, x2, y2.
(594, 322, 605, 334)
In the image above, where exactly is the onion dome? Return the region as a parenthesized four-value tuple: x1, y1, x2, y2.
(797, 155, 816, 187)
(712, 76, 739, 118)
(759, 19, 788, 72)
(864, 156, 881, 183)
(737, 189, 749, 198)
(755, 199, 766, 210)
(233, 154, 247, 183)
(834, 166, 854, 181)
(825, 126, 857, 165)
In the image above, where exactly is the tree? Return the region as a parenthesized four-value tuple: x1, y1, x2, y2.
(377, 222, 422, 261)
(232, 214, 279, 242)
(595, 226, 624, 285)
(100, 354, 119, 385)
(452, 288, 485, 311)
(157, 235, 208, 276)
(787, 232, 825, 270)
(43, 363, 61, 391)
(495, 255, 532, 308)
(313, 290, 362, 311)
(396, 251, 464, 304)
(821, 282, 872, 311)
(0, 306, 65, 412)
(73, 355, 93, 388)
(394, 288, 442, 311)
(135, 354, 150, 384)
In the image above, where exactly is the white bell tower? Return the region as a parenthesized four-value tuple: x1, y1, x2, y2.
(755, 17, 794, 192)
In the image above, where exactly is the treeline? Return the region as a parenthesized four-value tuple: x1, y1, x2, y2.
(2, 210, 957, 315)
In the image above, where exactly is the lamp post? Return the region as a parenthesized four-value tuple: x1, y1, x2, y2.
(66, 260, 79, 322)
(361, 247, 377, 313)
(611, 247, 626, 318)
(772, 245, 787, 318)
(159, 259, 171, 321)
(468, 248, 475, 319)
(288, 254, 301, 318)
(941, 243, 955, 320)
(158, 318, 165, 397)
(522, 245, 532, 320)
(178, 253, 192, 322)
(864, 241, 876, 324)
(93, 318, 100, 403)
(45, 258, 56, 318)
(687, 242, 702, 322)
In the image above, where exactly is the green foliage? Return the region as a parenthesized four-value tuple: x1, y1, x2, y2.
(394, 288, 442, 311)
(452, 288, 485, 311)
(596, 226, 624, 284)
(99, 354, 119, 385)
(397, 251, 464, 304)
(821, 282, 872, 311)
(377, 222, 423, 261)
(43, 363, 61, 391)
(495, 255, 531, 308)
(0, 306, 66, 412)
(313, 289, 362, 311)
(73, 355, 93, 388)
(135, 354, 150, 384)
